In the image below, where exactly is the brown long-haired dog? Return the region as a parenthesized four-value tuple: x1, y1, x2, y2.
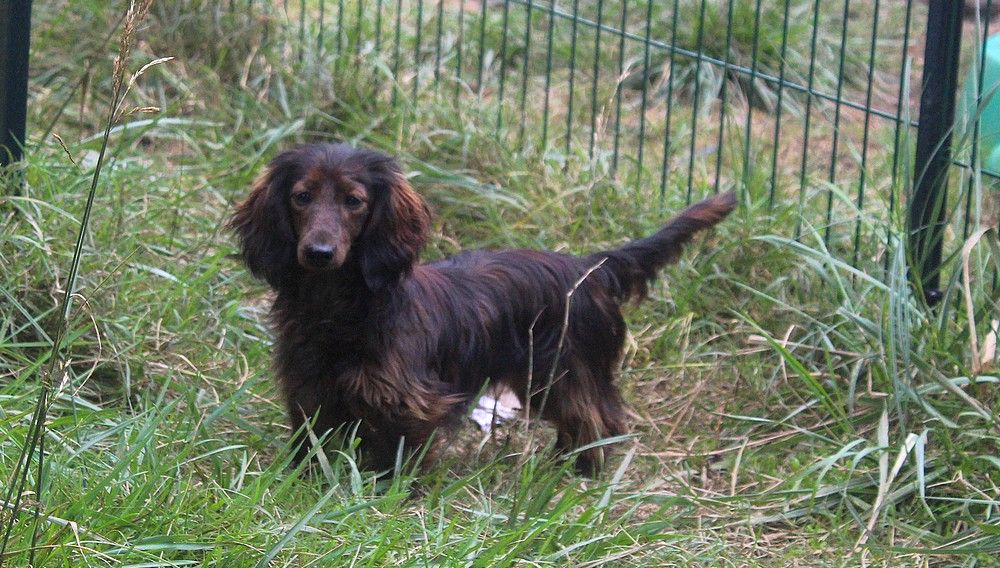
(231, 143, 736, 474)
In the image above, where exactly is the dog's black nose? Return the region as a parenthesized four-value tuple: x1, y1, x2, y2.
(304, 244, 335, 267)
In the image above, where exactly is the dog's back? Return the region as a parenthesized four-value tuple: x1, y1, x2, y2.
(407, 193, 736, 473)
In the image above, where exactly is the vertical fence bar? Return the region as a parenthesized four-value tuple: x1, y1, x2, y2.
(794, 0, 822, 239)
(909, 0, 964, 304)
(455, 0, 465, 102)
(685, 0, 708, 204)
(659, 0, 681, 200)
(356, 0, 365, 57)
(414, 0, 425, 98)
(0, 0, 32, 173)
(541, 0, 557, 149)
(711, 0, 736, 196)
(434, 0, 445, 87)
(375, 0, 385, 53)
(564, 0, 581, 158)
(318, 0, 326, 54)
(496, 0, 511, 129)
(853, 0, 881, 269)
(261, 1, 271, 63)
(299, 0, 306, 62)
(392, 0, 404, 106)
(476, 0, 488, 96)
(611, 0, 627, 172)
(588, 0, 604, 159)
(336, 0, 345, 75)
(824, 0, 851, 244)
(885, 0, 914, 274)
(212, 1, 222, 67)
(767, 0, 791, 208)
(989, 3, 1000, 296)
(739, 0, 763, 201)
(518, 0, 534, 144)
(635, 0, 654, 186)
(964, 0, 994, 241)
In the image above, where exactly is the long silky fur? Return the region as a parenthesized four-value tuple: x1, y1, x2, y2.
(230, 143, 736, 474)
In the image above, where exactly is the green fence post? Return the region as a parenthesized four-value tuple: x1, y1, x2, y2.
(908, 0, 964, 305)
(1, 0, 32, 175)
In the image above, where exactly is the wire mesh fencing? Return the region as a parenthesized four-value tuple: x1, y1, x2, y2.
(14, 0, 1000, 294)
(272, 0, 997, 287)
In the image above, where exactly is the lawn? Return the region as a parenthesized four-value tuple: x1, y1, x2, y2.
(1, 0, 998, 565)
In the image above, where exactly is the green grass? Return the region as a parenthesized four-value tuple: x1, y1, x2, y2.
(2, 1, 999, 565)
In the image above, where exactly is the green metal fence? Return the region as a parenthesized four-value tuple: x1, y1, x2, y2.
(8, 0, 1000, 298)
(271, 0, 995, 298)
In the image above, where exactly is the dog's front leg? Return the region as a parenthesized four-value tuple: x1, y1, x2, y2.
(282, 377, 350, 466)
(345, 366, 463, 472)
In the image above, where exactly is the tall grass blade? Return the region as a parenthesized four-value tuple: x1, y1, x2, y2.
(0, 2, 153, 564)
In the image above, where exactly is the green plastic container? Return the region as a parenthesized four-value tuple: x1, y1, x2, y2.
(960, 34, 1000, 175)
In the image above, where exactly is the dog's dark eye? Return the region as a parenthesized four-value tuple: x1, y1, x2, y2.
(344, 195, 363, 208)
(292, 192, 312, 206)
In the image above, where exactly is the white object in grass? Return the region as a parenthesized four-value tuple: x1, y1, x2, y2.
(469, 389, 522, 433)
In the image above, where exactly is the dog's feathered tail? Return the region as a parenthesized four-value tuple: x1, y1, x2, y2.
(588, 191, 737, 302)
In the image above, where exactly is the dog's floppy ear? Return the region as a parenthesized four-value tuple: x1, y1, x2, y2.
(357, 156, 431, 291)
(229, 151, 302, 289)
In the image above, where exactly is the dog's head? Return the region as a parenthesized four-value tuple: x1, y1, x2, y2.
(230, 144, 431, 291)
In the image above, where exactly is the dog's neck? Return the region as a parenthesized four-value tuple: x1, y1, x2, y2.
(274, 261, 368, 311)
(269, 259, 417, 357)
(272, 266, 372, 341)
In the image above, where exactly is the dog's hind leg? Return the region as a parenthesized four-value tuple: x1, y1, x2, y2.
(538, 360, 628, 476)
